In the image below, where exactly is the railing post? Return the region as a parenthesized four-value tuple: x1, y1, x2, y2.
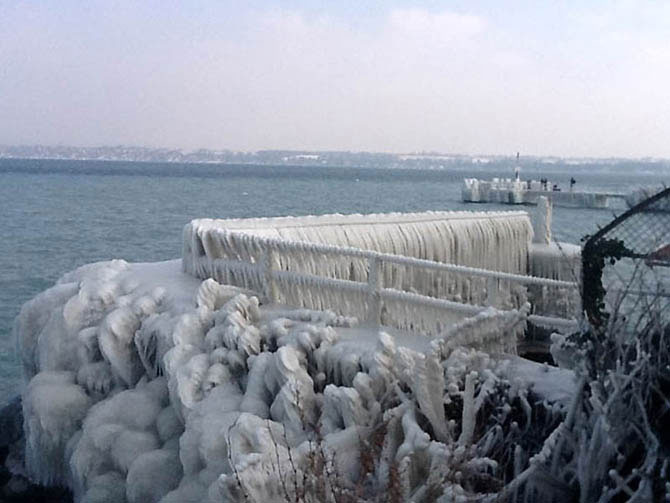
(532, 196, 552, 244)
(367, 256, 382, 325)
(262, 248, 279, 304)
(486, 276, 498, 308)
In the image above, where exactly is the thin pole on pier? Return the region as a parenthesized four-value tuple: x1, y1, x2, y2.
(515, 152, 521, 181)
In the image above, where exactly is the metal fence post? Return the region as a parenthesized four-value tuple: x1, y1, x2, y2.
(486, 276, 498, 308)
(367, 256, 382, 325)
(262, 248, 279, 304)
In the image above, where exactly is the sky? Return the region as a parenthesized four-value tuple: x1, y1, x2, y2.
(1, 0, 669, 158)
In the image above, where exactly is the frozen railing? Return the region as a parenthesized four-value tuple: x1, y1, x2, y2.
(185, 211, 533, 275)
(183, 212, 579, 337)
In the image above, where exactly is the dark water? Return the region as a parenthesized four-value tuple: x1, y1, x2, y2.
(1, 157, 668, 403)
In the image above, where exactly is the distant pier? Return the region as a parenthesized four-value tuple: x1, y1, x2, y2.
(463, 178, 626, 209)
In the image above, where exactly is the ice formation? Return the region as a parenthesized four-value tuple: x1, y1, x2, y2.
(182, 211, 578, 332)
(184, 210, 533, 280)
(531, 196, 552, 245)
(12, 257, 576, 502)
(181, 210, 580, 333)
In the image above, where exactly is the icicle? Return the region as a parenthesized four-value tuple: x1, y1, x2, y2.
(458, 371, 477, 447)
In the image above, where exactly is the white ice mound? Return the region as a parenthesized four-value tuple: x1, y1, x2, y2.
(13, 257, 574, 502)
(69, 379, 169, 501)
(23, 371, 92, 486)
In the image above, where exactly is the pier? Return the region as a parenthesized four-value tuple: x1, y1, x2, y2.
(463, 177, 626, 208)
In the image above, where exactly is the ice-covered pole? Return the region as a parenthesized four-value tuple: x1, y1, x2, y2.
(532, 196, 552, 244)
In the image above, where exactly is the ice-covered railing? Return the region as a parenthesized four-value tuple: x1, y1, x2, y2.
(186, 211, 532, 273)
(183, 211, 579, 336)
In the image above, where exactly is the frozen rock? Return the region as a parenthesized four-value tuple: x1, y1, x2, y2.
(23, 371, 92, 486)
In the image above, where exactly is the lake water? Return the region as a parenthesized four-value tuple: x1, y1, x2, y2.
(1, 157, 668, 404)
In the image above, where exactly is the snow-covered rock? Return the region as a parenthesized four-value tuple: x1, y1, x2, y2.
(12, 258, 575, 502)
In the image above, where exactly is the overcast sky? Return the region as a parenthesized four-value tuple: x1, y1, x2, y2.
(1, 1, 669, 158)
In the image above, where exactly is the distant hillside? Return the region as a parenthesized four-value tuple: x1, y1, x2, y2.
(0, 144, 662, 169)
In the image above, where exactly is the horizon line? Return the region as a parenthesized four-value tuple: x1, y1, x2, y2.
(1, 143, 669, 163)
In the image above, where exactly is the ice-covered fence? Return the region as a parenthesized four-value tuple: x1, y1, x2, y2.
(183, 211, 578, 336)
(185, 211, 532, 273)
(183, 211, 532, 307)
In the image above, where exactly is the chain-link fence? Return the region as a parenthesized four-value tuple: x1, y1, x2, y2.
(582, 187, 670, 331)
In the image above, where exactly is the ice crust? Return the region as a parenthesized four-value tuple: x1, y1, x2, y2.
(13, 258, 575, 502)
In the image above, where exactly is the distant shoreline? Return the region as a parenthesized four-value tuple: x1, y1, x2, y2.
(1, 145, 667, 167)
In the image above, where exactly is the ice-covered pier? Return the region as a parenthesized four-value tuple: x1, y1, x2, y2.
(183, 208, 580, 339)
(463, 177, 625, 208)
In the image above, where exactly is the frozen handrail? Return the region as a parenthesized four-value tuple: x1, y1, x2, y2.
(183, 211, 579, 337)
(204, 229, 577, 289)
(187, 210, 533, 276)
(190, 210, 531, 231)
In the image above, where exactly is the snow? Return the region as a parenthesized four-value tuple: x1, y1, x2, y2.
(500, 355, 577, 405)
(12, 237, 579, 501)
